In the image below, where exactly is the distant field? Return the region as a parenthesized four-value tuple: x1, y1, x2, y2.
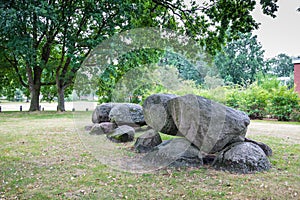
(0, 112, 299, 199)
(0, 102, 98, 112)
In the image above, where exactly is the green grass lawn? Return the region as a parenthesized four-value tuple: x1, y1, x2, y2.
(0, 112, 299, 199)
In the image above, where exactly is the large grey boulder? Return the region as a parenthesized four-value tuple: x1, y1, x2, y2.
(92, 103, 146, 126)
(245, 138, 273, 157)
(167, 94, 250, 153)
(212, 142, 271, 174)
(106, 125, 135, 143)
(142, 138, 203, 168)
(143, 94, 178, 135)
(109, 103, 146, 126)
(92, 103, 116, 123)
(134, 129, 162, 153)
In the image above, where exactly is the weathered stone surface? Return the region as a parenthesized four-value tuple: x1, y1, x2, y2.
(109, 103, 146, 126)
(134, 125, 152, 133)
(134, 129, 162, 153)
(84, 124, 94, 131)
(89, 124, 104, 135)
(106, 125, 135, 143)
(92, 103, 146, 126)
(167, 94, 250, 153)
(245, 138, 273, 157)
(212, 142, 271, 174)
(143, 138, 203, 168)
(89, 122, 117, 135)
(92, 103, 116, 123)
(100, 122, 117, 134)
(143, 94, 178, 135)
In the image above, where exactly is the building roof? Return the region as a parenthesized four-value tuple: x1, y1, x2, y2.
(292, 58, 300, 64)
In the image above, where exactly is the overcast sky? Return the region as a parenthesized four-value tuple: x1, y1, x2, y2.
(252, 0, 300, 58)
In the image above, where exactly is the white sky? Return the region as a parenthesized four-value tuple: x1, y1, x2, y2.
(252, 0, 300, 58)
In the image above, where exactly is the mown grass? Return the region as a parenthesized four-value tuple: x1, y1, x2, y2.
(0, 112, 299, 199)
(0, 111, 76, 119)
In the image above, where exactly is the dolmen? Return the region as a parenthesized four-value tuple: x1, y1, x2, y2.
(88, 94, 272, 173)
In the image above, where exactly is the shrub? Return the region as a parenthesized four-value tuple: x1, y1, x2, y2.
(226, 88, 242, 109)
(290, 108, 300, 122)
(225, 78, 300, 121)
(238, 84, 269, 119)
(258, 75, 280, 91)
(269, 86, 299, 121)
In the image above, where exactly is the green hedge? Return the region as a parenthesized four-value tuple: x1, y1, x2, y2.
(225, 79, 300, 121)
(268, 86, 299, 121)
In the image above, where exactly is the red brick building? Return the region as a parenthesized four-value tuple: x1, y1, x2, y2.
(293, 58, 300, 95)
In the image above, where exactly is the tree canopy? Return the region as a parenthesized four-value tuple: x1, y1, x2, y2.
(0, 0, 279, 111)
(266, 54, 294, 77)
(214, 33, 265, 86)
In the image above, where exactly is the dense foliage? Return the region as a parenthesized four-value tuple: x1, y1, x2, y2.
(97, 49, 164, 103)
(267, 54, 294, 77)
(0, 0, 279, 111)
(214, 33, 265, 86)
(226, 77, 299, 121)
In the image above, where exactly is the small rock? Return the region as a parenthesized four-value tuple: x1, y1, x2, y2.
(143, 138, 203, 168)
(212, 142, 271, 174)
(89, 124, 105, 135)
(134, 129, 162, 153)
(107, 125, 135, 143)
(99, 122, 117, 134)
(90, 122, 117, 135)
(84, 124, 94, 131)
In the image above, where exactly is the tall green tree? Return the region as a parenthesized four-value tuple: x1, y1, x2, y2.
(1, 0, 135, 111)
(158, 52, 205, 85)
(266, 54, 293, 77)
(0, 0, 278, 111)
(152, 0, 278, 54)
(97, 49, 164, 103)
(214, 33, 266, 86)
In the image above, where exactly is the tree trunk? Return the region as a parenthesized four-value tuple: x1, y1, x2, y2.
(27, 65, 42, 112)
(57, 82, 66, 112)
(29, 84, 41, 111)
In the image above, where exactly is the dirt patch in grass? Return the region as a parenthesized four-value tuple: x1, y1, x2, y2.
(247, 121, 300, 144)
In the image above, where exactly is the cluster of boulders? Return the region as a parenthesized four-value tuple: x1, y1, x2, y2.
(87, 103, 145, 143)
(87, 94, 272, 174)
